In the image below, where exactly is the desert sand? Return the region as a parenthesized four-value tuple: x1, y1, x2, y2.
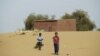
(0, 31, 100, 56)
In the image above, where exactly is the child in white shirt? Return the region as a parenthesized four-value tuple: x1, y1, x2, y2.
(35, 33, 43, 50)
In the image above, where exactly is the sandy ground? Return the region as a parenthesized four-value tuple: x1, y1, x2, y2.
(0, 31, 100, 56)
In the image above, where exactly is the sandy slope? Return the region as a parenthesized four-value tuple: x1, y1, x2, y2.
(0, 31, 100, 56)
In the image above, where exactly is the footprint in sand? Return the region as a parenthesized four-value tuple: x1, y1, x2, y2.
(67, 53, 70, 56)
(0, 41, 3, 46)
(0, 41, 2, 43)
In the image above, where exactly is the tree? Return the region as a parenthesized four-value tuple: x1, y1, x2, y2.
(24, 14, 35, 30)
(62, 13, 73, 19)
(62, 10, 96, 31)
(44, 15, 49, 20)
(51, 15, 56, 20)
(25, 13, 49, 30)
(97, 28, 100, 31)
(36, 14, 48, 20)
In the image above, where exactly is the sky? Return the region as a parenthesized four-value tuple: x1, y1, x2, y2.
(0, 0, 100, 33)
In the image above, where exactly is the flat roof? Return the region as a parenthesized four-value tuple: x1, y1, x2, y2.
(34, 19, 76, 22)
(34, 20, 57, 22)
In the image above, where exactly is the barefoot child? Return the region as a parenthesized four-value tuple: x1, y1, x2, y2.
(53, 32, 59, 55)
(35, 33, 43, 50)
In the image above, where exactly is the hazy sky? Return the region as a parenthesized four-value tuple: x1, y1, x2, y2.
(0, 0, 100, 33)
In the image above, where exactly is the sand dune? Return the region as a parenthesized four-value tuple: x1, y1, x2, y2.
(0, 31, 100, 56)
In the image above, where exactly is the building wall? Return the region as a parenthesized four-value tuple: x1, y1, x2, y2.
(57, 19, 76, 31)
(34, 19, 76, 31)
(34, 21, 57, 31)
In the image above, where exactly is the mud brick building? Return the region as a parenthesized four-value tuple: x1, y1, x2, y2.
(34, 19, 76, 31)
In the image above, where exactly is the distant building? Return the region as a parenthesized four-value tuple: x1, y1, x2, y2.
(34, 19, 76, 31)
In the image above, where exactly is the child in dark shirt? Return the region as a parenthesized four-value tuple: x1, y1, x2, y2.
(53, 32, 59, 55)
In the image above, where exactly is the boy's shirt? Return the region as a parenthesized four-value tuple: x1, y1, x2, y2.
(53, 36, 59, 44)
(37, 36, 43, 42)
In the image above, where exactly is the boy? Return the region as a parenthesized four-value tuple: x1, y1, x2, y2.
(53, 32, 59, 55)
(35, 33, 43, 50)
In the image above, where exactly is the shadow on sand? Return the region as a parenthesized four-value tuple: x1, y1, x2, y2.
(51, 53, 60, 56)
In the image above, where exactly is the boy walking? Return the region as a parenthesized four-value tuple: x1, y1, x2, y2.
(53, 32, 59, 55)
(35, 33, 43, 50)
